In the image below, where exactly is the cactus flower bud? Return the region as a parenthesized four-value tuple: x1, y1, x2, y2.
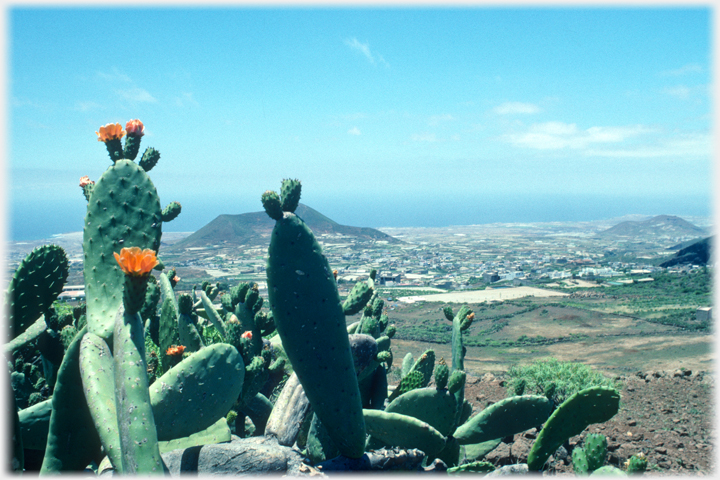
(166, 345, 185, 356)
(241, 331, 253, 340)
(79, 176, 93, 187)
(125, 119, 145, 137)
(95, 123, 125, 142)
(113, 247, 158, 277)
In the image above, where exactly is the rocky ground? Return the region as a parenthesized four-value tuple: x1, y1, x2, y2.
(460, 369, 715, 475)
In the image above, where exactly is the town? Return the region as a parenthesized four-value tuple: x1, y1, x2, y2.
(6, 214, 709, 308)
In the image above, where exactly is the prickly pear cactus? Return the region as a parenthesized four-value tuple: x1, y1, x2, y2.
(262, 179, 366, 459)
(454, 395, 553, 445)
(83, 159, 163, 341)
(5, 245, 68, 341)
(527, 386, 620, 471)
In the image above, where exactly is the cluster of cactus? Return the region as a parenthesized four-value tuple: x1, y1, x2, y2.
(8, 134, 630, 474)
(8, 120, 263, 474)
(572, 433, 647, 476)
(258, 178, 625, 473)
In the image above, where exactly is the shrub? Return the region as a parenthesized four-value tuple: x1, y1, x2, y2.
(506, 357, 619, 404)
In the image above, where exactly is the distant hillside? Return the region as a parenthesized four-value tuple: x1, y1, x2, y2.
(169, 203, 402, 250)
(659, 236, 713, 268)
(596, 215, 707, 238)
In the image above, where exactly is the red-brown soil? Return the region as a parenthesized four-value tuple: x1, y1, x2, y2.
(460, 368, 715, 475)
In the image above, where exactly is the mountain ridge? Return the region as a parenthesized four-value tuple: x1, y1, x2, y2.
(168, 203, 402, 251)
(596, 215, 707, 238)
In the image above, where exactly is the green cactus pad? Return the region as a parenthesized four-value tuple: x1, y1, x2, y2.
(261, 190, 284, 221)
(138, 147, 160, 172)
(385, 386, 458, 436)
(199, 290, 226, 338)
(79, 332, 123, 472)
(5, 315, 48, 353)
(40, 326, 104, 473)
(448, 369, 466, 395)
(572, 446, 590, 475)
(280, 178, 301, 213)
(401, 352, 414, 377)
(6, 244, 68, 341)
(18, 398, 53, 451)
(342, 278, 375, 316)
(265, 204, 365, 459)
(149, 342, 245, 441)
(388, 370, 424, 402)
(158, 296, 180, 374)
(434, 361, 449, 390)
(447, 460, 496, 474)
(83, 160, 163, 341)
(409, 349, 435, 387)
(307, 412, 340, 465)
(462, 438, 502, 462)
(161, 201, 182, 222)
(178, 313, 204, 352)
(527, 386, 621, 471)
(626, 454, 647, 474)
(591, 465, 626, 476)
(114, 307, 164, 473)
(363, 409, 446, 460)
(157, 417, 231, 455)
(584, 432, 608, 471)
(454, 395, 553, 445)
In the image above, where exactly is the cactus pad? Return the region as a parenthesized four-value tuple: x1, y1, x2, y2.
(527, 386, 620, 471)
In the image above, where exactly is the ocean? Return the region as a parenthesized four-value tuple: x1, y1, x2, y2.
(6, 192, 713, 242)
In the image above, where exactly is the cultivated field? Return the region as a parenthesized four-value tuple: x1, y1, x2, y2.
(397, 286, 569, 304)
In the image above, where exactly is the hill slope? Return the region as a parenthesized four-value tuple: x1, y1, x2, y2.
(169, 203, 401, 250)
(659, 236, 713, 268)
(596, 215, 707, 238)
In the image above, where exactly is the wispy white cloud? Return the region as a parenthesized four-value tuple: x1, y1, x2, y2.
(660, 63, 704, 76)
(428, 114, 455, 126)
(494, 102, 541, 115)
(344, 37, 389, 67)
(411, 132, 437, 142)
(503, 122, 654, 150)
(348, 127, 361, 135)
(96, 67, 158, 104)
(174, 92, 199, 107)
(586, 133, 710, 159)
(96, 67, 132, 83)
(662, 85, 692, 99)
(74, 101, 102, 112)
(116, 87, 157, 103)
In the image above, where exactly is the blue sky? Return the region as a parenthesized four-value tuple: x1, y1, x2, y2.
(7, 6, 713, 240)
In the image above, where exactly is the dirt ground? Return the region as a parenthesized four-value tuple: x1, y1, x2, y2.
(457, 368, 715, 475)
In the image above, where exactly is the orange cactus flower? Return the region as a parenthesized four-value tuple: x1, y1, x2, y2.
(466, 313, 475, 322)
(172, 275, 180, 283)
(241, 331, 253, 340)
(113, 247, 158, 277)
(125, 119, 145, 137)
(96, 123, 126, 142)
(79, 176, 93, 187)
(166, 345, 185, 356)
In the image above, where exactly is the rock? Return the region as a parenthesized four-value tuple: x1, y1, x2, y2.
(364, 448, 426, 471)
(484, 463, 530, 476)
(160, 435, 315, 476)
(422, 458, 448, 472)
(484, 442, 512, 466)
(510, 435, 533, 461)
(481, 373, 496, 383)
(265, 373, 311, 447)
